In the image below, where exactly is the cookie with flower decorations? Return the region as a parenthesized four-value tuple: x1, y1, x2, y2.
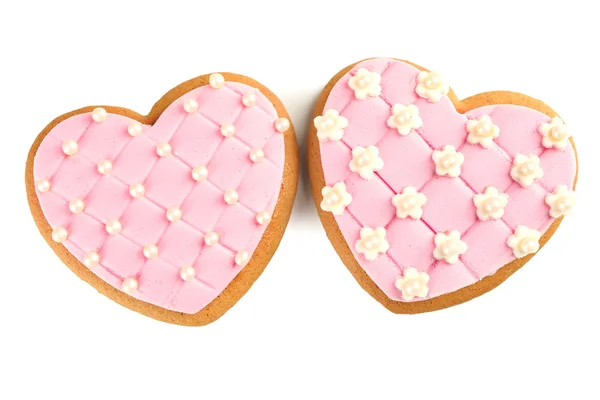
(27, 72, 298, 325)
(308, 57, 578, 313)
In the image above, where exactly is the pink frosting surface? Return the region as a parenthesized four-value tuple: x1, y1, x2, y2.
(34, 81, 284, 314)
(319, 58, 576, 301)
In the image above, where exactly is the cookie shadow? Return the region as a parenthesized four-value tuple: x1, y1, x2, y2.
(282, 86, 321, 224)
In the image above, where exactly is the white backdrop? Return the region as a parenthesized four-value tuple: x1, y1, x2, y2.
(1, 1, 598, 398)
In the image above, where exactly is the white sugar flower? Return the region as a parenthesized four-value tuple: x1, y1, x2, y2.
(415, 71, 449, 103)
(395, 267, 430, 300)
(473, 186, 509, 221)
(387, 104, 423, 135)
(466, 115, 500, 149)
(510, 154, 543, 187)
(545, 185, 576, 218)
(314, 109, 348, 142)
(432, 145, 464, 177)
(433, 230, 468, 264)
(538, 116, 571, 150)
(348, 68, 382, 100)
(320, 182, 353, 216)
(507, 225, 541, 258)
(349, 145, 384, 180)
(355, 226, 389, 261)
(392, 186, 427, 219)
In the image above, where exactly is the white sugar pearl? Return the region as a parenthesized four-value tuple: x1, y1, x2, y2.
(242, 92, 257, 107)
(105, 219, 122, 235)
(220, 123, 236, 138)
(485, 198, 501, 213)
(401, 195, 416, 210)
(204, 231, 219, 246)
(180, 266, 196, 281)
(97, 159, 113, 175)
(256, 211, 271, 225)
(51, 227, 68, 243)
(192, 165, 208, 182)
(122, 277, 138, 293)
(83, 251, 100, 267)
(519, 161, 536, 176)
(424, 73, 441, 89)
(442, 240, 458, 256)
(557, 197, 573, 212)
(319, 118, 334, 131)
(69, 198, 85, 214)
(442, 154, 457, 169)
(356, 152, 371, 167)
(476, 121, 493, 137)
(183, 98, 198, 113)
(249, 148, 265, 163)
(519, 238, 538, 254)
(551, 126, 568, 140)
(129, 183, 145, 198)
(127, 121, 143, 136)
(166, 206, 182, 222)
(37, 179, 51, 192)
(209, 73, 225, 89)
(235, 250, 249, 266)
(274, 117, 290, 133)
(156, 143, 172, 157)
(324, 191, 340, 206)
(143, 244, 159, 259)
(364, 236, 380, 251)
(357, 75, 371, 88)
(92, 107, 107, 123)
(395, 110, 412, 125)
(224, 189, 239, 205)
(62, 139, 78, 156)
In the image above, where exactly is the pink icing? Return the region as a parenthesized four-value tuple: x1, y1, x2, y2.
(319, 58, 576, 301)
(34, 81, 284, 314)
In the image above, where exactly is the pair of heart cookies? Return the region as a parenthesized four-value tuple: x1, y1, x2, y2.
(26, 57, 578, 325)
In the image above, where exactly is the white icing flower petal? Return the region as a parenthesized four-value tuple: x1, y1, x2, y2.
(320, 182, 352, 215)
(415, 71, 449, 103)
(348, 68, 382, 100)
(395, 267, 430, 300)
(510, 154, 543, 187)
(538, 116, 571, 150)
(545, 185, 576, 218)
(433, 231, 467, 264)
(466, 115, 500, 149)
(507, 225, 541, 258)
(314, 109, 348, 142)
(349, 145, 384, 180)
(392, 186, 427, 219)
(355, 226, 389, 261)
(387, 103, 423, 135)
(432, 145, 464, 177)
(473, 186, 509, 221)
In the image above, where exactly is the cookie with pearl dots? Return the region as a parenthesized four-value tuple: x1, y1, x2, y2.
(26, 71, 298, 326)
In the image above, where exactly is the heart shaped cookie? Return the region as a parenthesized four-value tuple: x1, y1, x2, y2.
(308, 58, 578, 313)
(27, 73, 298, 325)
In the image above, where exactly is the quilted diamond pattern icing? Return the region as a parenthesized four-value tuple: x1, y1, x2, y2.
(84, 175, 131, 221)
(111, 136, 159, 184)
(33, 81, 285, 314)
(318, 58, 577, 302)
(460, 142, 515, 192)
(377, 132, 435, 192)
